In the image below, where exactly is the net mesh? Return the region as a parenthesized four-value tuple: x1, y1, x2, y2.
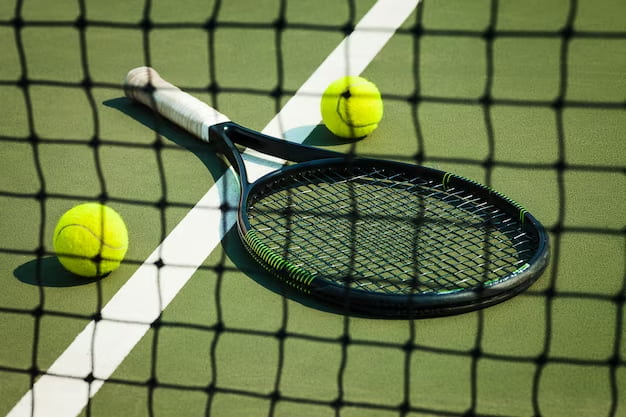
(0, 0, 624, 416)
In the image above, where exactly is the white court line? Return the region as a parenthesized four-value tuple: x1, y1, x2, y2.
(7, 1, 419, 416)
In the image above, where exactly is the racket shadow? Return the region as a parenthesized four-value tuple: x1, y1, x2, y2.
(103, 97, 228, 179)
(220, 226, 348, 317)
(105, 97, 345, 316)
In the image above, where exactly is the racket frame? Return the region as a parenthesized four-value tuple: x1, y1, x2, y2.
(209, 122, 550, 318)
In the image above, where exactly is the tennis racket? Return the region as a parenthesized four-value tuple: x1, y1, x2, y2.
(124, 66, 550, 319)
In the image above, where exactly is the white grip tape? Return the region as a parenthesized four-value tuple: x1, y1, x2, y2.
(124, 67, 230, 143)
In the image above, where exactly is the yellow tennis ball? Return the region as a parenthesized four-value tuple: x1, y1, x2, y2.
(53, 203, 129, 277)
(320, 75, 383, 138)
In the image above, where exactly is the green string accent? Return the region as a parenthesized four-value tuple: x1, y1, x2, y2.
(244, 230, 316, 292)
(442, 172, 527, 226)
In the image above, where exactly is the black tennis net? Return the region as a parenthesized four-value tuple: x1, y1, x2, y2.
(0, 0, 624, 416)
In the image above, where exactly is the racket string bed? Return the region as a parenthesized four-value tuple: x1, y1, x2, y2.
(250, 171, 432, 290)
(246, 164, 540, 297)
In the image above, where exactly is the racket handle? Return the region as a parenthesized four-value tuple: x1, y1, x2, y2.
(124, 66, 230, 142)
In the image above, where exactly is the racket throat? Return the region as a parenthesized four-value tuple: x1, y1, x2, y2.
(209, 123, 251, 186)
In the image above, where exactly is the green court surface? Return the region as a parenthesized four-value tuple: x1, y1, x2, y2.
(1, 0, 625, 416)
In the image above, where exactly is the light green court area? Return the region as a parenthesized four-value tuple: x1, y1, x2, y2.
(1, 0, 625, 416)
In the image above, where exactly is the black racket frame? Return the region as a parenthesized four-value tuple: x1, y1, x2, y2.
(209, 122, 550, 318)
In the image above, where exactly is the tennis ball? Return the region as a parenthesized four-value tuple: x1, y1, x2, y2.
(320, 75, 383, 138)
(53, 203, 129, 277)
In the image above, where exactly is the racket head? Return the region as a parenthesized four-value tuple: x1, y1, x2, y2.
(237, 156, 549, 319)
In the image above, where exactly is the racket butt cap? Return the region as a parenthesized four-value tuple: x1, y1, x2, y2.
(123, 66, 174, 108)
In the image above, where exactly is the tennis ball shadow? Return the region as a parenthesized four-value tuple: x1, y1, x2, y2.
(301, 124, 365, 147)
(14, 257, 101, 287)
(103, 97, 228, 179)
